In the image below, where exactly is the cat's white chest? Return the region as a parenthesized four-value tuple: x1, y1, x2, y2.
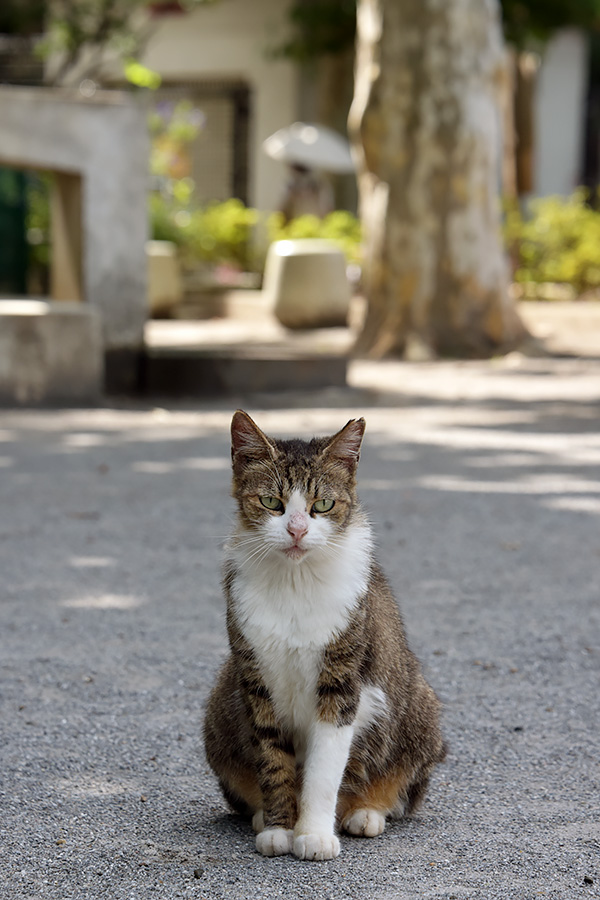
(255, 642, 321, 753)
(229, 522, 373, 743)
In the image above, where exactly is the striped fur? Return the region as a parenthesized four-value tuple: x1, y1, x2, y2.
(203, 411, 446, 860)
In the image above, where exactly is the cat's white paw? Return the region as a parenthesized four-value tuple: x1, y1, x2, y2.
(252, 810, 264, 833)
(256, 827, 294, 857)
(341, 808, 386, 837)
(293, 832, 341, 861)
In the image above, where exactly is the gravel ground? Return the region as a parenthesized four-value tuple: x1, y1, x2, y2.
(1, 355, 599, 900)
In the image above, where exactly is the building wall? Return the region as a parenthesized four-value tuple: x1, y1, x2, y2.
(143, 10, 589, 207)
(534, 29, 589, 196)
(142, 0, 299, 213)
(0, 87, 148, 352)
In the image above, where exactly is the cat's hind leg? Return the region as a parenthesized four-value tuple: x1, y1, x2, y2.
(338, 768, 410, 837)
(341, 808, 386, 837)
(217, 768, 263, 819)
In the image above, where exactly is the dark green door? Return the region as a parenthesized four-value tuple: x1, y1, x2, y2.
(0, 167, 28, 295)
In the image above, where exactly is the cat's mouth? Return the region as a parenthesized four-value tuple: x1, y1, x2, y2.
(283, 544, 307, 561)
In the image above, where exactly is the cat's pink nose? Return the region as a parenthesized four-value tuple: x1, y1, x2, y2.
(287, 512, 308, 541)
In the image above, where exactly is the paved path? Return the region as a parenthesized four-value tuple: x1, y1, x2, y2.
(1, 352, 599, 899)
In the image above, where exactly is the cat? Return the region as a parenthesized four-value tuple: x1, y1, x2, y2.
(203, 410, 446, 861)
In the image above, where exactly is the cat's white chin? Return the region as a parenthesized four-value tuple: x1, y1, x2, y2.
(283, 545, 307, 561)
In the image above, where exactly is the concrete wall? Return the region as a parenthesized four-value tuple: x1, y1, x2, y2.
(534, 29, 589, 196)
(141, 0, 299, 212)
(0, 86, 148, 353)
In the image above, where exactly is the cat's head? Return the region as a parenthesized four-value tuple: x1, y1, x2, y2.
(230, 410, 366, 563)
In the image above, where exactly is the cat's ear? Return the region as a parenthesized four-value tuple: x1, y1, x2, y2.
(323, 418, 365, 473)
(231, 410, 276, 467)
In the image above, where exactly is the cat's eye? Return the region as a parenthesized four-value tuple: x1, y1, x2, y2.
(259, 495, 284, 512)
(312, 498, 335, 514)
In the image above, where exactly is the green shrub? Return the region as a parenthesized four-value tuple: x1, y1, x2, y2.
(185, 199, 259, 270)
(149, 198, 362, 274)
(149, 196, 260, 271)
(267, 209, 362, 264)
(505, 190, 600, 294)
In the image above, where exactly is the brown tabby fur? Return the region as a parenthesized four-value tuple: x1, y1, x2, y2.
(204, 411, 446, 843)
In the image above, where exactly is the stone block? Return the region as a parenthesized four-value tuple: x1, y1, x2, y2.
(0, 300, 103, 405)
(264, 239, 351, 329)
(147, 241, 183, 316)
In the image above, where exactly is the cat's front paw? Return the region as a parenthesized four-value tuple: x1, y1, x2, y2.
(341, 808, 386, 837)
(293, 832, 341, 861)
(256, 827, 294, 857)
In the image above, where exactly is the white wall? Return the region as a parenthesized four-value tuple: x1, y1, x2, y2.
(142, 0, 299, 212)
(534, 29, 589, 196)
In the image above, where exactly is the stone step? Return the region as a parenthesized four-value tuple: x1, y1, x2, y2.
(0, 299, 102, 405)
(141, 346, 347, 397)
(142, 315, 351, 397)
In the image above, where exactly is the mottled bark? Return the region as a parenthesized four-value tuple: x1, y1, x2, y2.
(349, 0, 527, 359)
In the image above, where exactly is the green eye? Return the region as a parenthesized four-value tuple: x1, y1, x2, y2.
(259, 495, 284, 512)
(312, 498, 335, 514)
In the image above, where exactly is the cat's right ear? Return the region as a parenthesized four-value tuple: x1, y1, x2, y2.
(231, 410, 276, 468)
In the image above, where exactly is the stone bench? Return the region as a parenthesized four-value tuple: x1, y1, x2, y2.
(0, 300, 103, 405)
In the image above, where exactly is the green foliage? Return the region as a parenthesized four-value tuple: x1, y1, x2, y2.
(183, 200, 260, 270)
(268, 210, 362, 263)
(25, 173, 52, 269)
(149, 196, 260, 271)
(505, 190, 600, 293)
(0, 0, 45, 34)
(269, 0, 357, 61)
(2, 0, 218, 86)
(149, 100, 204, 149)
(149, 198, 362, 273)
(123, 59, 161, 89)
(500, 0, 600, 48)
(272, 0, 600, 63)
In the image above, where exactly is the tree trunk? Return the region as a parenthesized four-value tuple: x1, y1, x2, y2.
(349, 0, 527, 359)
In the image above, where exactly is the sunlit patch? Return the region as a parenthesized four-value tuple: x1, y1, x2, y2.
(544, 497, 600, 515)
(420, 474, 600, 495)
(55, 776, 130, 798)
(0, 430, 16, 442)
(0, 456, 14, 467)
(466, 453, 541, 468)
(132, 461, 174, 474)
(60, 594, 143, 610)
(62, 433, 108, 448)
(180, 457, 228, 470)
(68, 556, 116, 568)
(133, 457, 228, 473)
(360, 478, 405, 491)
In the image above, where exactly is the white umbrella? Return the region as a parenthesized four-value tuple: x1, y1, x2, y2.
(263, 122, 355, 174)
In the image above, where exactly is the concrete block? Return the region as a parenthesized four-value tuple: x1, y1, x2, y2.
(147, 241, 183, 316)
(0, 300, 103, 405)
(0, 86, 149, 354)
(264, 239, 351, 329)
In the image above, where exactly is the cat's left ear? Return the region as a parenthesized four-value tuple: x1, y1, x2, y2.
(323, 418, 365, 473)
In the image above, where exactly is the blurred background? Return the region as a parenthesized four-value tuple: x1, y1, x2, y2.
(1, 0, 600, 400)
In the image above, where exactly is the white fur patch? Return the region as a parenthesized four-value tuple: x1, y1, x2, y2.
(341, 808, 386, 837)
(256, 828, 293, 857)
(228, 512, 374, 745)
(295, 721, 355, 842)
(354, 684, 388, 736)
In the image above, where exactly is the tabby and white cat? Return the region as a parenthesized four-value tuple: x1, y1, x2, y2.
(204, 410, 445, 861)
